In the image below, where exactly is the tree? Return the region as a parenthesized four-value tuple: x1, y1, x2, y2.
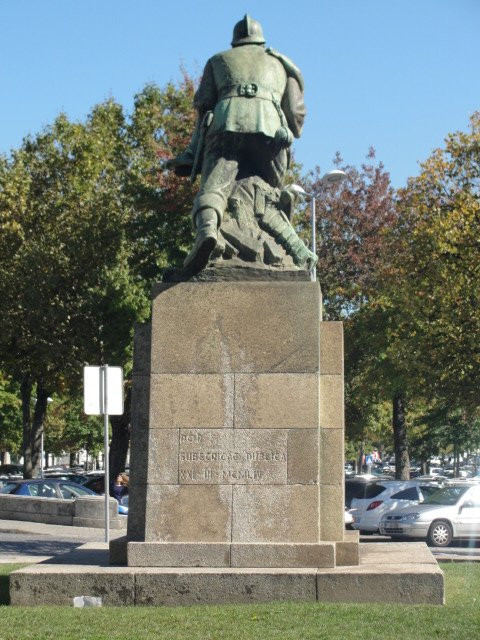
(351, 113, 480, 477)
(0, 103, 148, 477)
(300, 149, 397, 320)
(393, 112, 480, 414)
(345, 298, 413, 479)
(298, 152, 410, 473)
(411, 404, 480, 476)
(0, 75, 198, 477)
(126, 77, 197, 281)
(44, 396, 103, 467)
(0, 372, 22, 463)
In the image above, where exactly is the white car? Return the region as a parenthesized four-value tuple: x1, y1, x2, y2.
(379, 483, 480, 546)
(344, 508, 354, 527)
(350, 480, 441, 533)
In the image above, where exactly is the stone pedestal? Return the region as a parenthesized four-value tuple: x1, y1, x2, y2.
(120, 281, 356, 568)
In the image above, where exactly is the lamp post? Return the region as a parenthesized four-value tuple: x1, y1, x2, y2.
(291, 170, 347, 282)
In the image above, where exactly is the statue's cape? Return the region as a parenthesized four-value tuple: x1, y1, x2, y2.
(266, 48, 305, 92)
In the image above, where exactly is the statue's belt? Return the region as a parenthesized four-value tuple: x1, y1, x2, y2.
(219, 83, 281, 102)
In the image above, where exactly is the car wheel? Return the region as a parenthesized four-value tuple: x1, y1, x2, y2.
(427, 520, 452, 547)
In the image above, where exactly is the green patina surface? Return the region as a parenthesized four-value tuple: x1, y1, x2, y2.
(168, 16, 316, 276)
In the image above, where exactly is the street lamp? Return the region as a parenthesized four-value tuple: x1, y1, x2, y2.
(291, 170, 347, 282)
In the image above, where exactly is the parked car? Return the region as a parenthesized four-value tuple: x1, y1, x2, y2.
(344, 507, 354, 528)
(43, 471, 90, 485)
(82, 474, 130, 516)
(379, 482, 480, 546)
(0, 478, 129, 516)
(82, 475, 105, 494)
(345, 476, 395, 509)
(0, 464, 23, 476)
(350, 480, 442, 533)
(0, 478, 99, 499)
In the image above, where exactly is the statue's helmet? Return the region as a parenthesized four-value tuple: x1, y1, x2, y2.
(231, 14, 265, 47)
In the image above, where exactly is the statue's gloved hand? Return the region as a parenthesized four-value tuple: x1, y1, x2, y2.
(162, 150, 195, 177)
(274, 126, 294, 151)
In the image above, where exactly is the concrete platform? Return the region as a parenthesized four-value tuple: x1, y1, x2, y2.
(9, 542, 444, 606)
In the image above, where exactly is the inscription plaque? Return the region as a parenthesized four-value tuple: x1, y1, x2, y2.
(178, 429, 287, 484)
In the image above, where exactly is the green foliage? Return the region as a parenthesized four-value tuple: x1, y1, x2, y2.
(392, 111, 480, 414)
(44, 396, 103, 457)
(410, 403, 480, 463)
(334, 115, 480, 459)
(126, 77, 197, 280)
(0, 102, 148, 392)
(0, 372, 22, 454)
(0, 74, 199, 469)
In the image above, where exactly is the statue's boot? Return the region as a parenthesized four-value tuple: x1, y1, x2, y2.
(183, 209, 218, 274)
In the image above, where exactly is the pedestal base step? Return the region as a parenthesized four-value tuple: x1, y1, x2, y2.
(124, 542, 339, 568)
(10, 542, 444, 606)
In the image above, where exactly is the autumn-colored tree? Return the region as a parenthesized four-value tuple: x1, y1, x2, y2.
(126, 76, 197, 282)
(355, 113, 480, 477)
(300, 149, 397, 320)
(298, 152, 405, 470)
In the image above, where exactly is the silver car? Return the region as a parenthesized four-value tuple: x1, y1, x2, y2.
(379, 483, 480, 547)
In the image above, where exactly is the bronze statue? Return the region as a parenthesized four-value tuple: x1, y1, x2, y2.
(168, 15, 317, 276)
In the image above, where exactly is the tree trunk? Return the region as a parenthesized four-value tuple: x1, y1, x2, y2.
(109, 413, 131, 480)
(30, 385, 49, 478)
(421, 458, 428, 475)
(69, 451, 76, 468)
(393, 392, 410, 480)
(21, 375, 33, 478)
(109, 385, 131, 480)
(454, 448, 460, 477)
(358, 442, 364, 474)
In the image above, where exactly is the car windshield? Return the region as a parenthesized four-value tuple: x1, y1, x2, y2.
(59, 484, 94, 499)
(0, 483, 18, 494)
(420, 485, 439, 499)
(423, 486, 470, 505)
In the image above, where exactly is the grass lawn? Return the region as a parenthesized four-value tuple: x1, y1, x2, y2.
(0, 563, 479, 640)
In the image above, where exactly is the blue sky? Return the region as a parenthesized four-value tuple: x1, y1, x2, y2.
(0, 0, 478, 187)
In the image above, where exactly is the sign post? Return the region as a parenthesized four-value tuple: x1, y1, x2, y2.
(84, 365, 123, 544)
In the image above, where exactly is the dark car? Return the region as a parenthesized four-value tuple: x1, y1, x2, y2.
(43, 471, 90, 485)
(0, 464, 23, 476)
(0, 478, 98, 499)
(83, 475, 105, 494)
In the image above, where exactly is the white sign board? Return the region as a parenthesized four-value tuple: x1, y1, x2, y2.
(83, 366, 124, 416)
